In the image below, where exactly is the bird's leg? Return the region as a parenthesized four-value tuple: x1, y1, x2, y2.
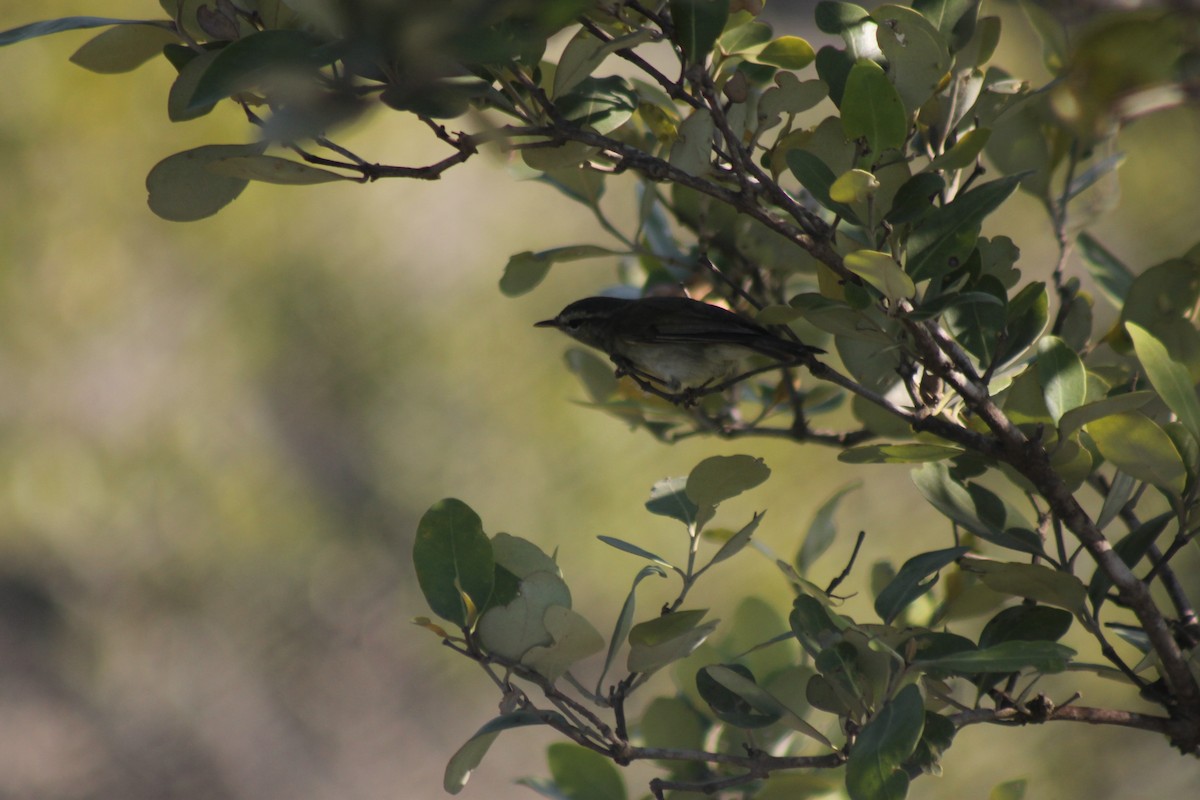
(609, 355, 693, 405)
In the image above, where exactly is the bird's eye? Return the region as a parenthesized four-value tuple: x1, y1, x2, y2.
(564, 318, 581, 330)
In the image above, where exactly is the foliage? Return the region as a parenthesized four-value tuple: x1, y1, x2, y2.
(5, 1, 1200, 798)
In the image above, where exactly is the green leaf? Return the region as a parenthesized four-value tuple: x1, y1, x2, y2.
(916, 640, 1075, 674)
(1076, 233, 1134, 307)
(207, 154, 351, 185)
(564, 347, 618, 402)
(787, 149, 862, 223)
(685, 455, 771, 508)
(188, 30, 334, 110)
(547, 743, 628, 800)
(979, 605, 1074, 648)
(885, 172, 945, 224)
(1035, 337, 1087, 423)
(596, 565, 667, 693)
(1127, 322, 1200, 445)
(1088, 511, 1173, 612)
(1057, 390, 1154, 442)
(553, 28, 655, 98)
(707, 512, 763, 567)
(913, 0, 977, 39)
(844, 250, 916, 301)
(845, 684, 925, 800)
(627, 609, 718, 674)
(928, 128, 991, 171)
(412, 499, 494, 628)
(1000, 281, 1049, 366)
(816, 2, 873, 34)
(875, 547, 970, 624)
(1118, 258, 1200, 342)
(815, 45, 855, 106)
(0, 16, 156, 47)
(669, 0, 731, 64)
(557, 76, 639, 134)
(521, 606, 605, 682)
(646, 476, 700, 525)
(669, 108, 715, 177)
(911, 463, 1044, 556)
(873, 5, 952, 112)
(839, 444, 964, 463)
(69, 23, 178, 73)
(697, 664, 781, 728)
(796, 482, 862, 574)
(476, 571, 571, 660)
(444, 711, 556, 794)
(145, 142, 268, 222)
(906, 174, 1022, 281)
(596, 536, 672, 566)
(1086, 411, 1187, 495)
(841, 60, 908, 155)
(964, 560, 1088, 617)
(168, 48, 220, 121)
(756, 36, 817, 69)
(500, 245, 618, 297)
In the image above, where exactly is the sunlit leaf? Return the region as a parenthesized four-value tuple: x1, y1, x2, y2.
(963, 560, 1088, 617)
(1086, 411, 1187, 495)
(1035, 336, 1086, 422)
(755, 35, 816, 69)
(596, 565, 667, 693)
(1127, 322, 1200, 445)
(844, 250, 915, 301)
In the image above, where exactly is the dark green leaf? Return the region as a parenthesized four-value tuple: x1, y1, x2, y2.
(815, 2, 872, 34)
(911, 463, 1044, 556)
(627, 609, 718, 674)
(707, 512, 763, 567)
(789, 595, 845, 657)
(915, 640, 1074, 674)
(413, 498, 495, 627)
(913, 0, 977, 38)
(557, 76, 639, 134)
(669, 0, 731, 64)
(697, 664, 781, 728)
(596, 536, 672, 566)
(885, 172, 945, 225)
(547, 743, 628, 800)
(845, 685, 925, 800)
(841, 60, 908, 155)
(1088, 511, 1173, 611)
(188, 30, 335, 110)
(907, 175, 1022, 281)
(815, 45, 854, 106)
(979, 605, 1074, 648)
(787, 149, 862, 223)
(875, 546, 970, 624)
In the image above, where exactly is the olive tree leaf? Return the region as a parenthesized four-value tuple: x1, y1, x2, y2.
(841, 59, 908, 155)
(1127, 322, 1200, 445)
(1086, 411, 1187, 496)
(146, 142, 269, 221)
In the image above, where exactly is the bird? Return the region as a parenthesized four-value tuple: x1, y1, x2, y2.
(534, 295, 823, 398)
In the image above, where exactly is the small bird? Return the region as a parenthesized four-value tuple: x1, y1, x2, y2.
(535, 295, 823, 397)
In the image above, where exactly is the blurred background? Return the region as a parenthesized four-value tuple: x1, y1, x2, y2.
(0, 2, 1198, 798)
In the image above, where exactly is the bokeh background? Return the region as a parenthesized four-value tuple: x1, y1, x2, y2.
(0, 2, 1198, 798)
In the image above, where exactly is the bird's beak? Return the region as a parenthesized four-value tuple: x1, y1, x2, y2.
(533, 318, 559, 328)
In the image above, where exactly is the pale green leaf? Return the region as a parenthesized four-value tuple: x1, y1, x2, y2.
(69, 23, 178, 73)
(1086, 411, 1187, 495)
(844, 250, 915, 301)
